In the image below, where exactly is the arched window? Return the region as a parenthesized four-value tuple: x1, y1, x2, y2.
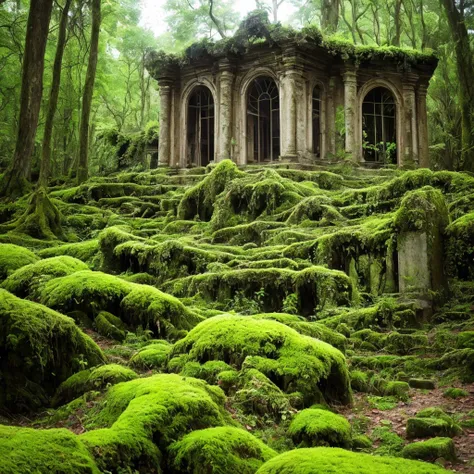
(247, 77, 280, 162)
(362, 87, 397, 163)
(312, 85, 322, 156)
(187, 86, 215, 166)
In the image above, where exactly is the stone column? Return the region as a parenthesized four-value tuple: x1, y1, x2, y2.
(342, 68, 358, 160)
(417, 83, 430, 168)
(280, 69, 299, 159)
(158, 80, 172, 166)
(326, 77, 336, 158)
(402, 74, 419, 166)
(218, 61, 234, 162)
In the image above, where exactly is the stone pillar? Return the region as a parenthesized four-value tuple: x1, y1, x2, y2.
(402, 74, 419, 166)
(280, 69, 299, 159)
(342, 68, 358, 160)
(218, 60, 234, 162)
(326, 77, 336, 158)
(417, 83, 430, 168)
(158, 80, 172, 166)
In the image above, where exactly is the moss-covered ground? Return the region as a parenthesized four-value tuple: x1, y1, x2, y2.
(0, 161, 473, 473)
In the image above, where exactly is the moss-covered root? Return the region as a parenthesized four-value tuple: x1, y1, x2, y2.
(168, 427, 277, 474)
(402, 437, 456, 462)
(288, 408, 352, 448)
(169, 315, 352, 406)
(0, 425, 100, 474)
(80, 374, 231, 472)
(14, 187, 66, 240)
(0, 243, 39, 281)
(255, 447, 451, 474)
(0, 288, 104, 412)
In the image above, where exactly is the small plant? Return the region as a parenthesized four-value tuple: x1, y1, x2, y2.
(367, 395, 398, 411)
(371, 423, 405, 456)
(443, 387, 469, 399)
(282, 293, 298, 315)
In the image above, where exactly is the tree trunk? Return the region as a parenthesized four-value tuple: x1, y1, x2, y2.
(0, 0, 54, 199)
(321, 0, 339, 33)
(392, 0, 402, 46)
(77, 0, 101, 184)
(441, 0, 474, 171)
(40, 0, 73, 187)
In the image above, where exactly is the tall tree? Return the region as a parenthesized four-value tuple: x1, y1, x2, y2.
(77, 0, 101, 183)
(39, 0, 73, 187)
(0, 0, 54, 198)
(441, 0, 474, 171)
(321, 0, 340, 32)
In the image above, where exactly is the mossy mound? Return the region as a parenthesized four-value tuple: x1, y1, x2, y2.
(169, 315, 351, 405)
(54, 364, 138, 405)
(2, 256, 88, 298)
(255, 447, 450, 473)
(40, 270, 201, 339)
(38, 239, 100, 265)
(446, 212, 474, 279)
(288, 408, 352, 448)
(0, 289, 104, 412)
(94, 311, 127, 341)
(80, 374, 231, 472)
(406, 415, 462, 439)
(168, 426, 277, 473)
(165, 266, 352, 315)
(0, 425, 100, 474)
(130, 340, 172, 370)
(402, 437, 456, 462)
(0, 243, 39, 281)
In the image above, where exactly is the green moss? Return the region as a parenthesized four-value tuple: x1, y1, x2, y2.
(0, 425, 100, 474)
(402, 437, 456, 462)
(371, 424, 405, 456)
(0, 288, 104, 412)
(288, 408, 351, 448)
(94, 311, 127, 341)
(181, 360, 234, 384)
(385, 332, 428, 355)
(0, 243, 39, 280)
(169, 315, 351, 406)
(255, 447, 450, 473)
(38, 239, 100, 264)
(54, 364, 137, 405)
(352, 434, 372, 451)
(443, 387, 468, 399)
(80, 374, 231, 472)
(168, 426, 276, 474)
(2, 256, 88, 298)
(457, 331, 474, 349)
(446, 212, 474, 279)
(130, 340, 172, 370)
(406, 417, 462, 439)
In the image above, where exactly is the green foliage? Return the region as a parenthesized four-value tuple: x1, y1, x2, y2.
(169, 426, 277, 473)
(443, 387, 468, 399)
(371, 424, 405, 456)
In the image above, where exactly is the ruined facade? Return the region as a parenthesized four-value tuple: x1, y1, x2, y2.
(147, 34, 438, 168)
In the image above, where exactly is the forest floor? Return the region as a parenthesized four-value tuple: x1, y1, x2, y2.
(1, 160, 474, 473)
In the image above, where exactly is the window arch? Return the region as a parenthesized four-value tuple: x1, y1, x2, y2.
(312, 85, 322, 156)
(362, 87, 397, 164)
(247, 76, 280, 162)
(187, 86, 215, 167)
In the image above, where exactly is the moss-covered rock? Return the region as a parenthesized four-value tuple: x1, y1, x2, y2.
(457, 331, 474, 349)
(38, 239, 100, 265)
(406, 417, 462, 439)
(402, 437, 456, 462)
(94, 311, 127, 341)
(168, 315, 351, 406)
(168, 426, 277, 473)
(0, 289, 104, 412)
(0, 243, 39, 281)
(130, 340, 172, 370)
(288, 408, 352, 448)
(255, 447, 450, 473)
(385, 332, 428, 355)
(80, 374, 231, 472)
(54, 364, 138, 405)
(0, 425, 100, 474)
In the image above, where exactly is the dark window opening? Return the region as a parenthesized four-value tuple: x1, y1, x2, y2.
(312, 85, 322, 156)
(187, 86, 215, 167)
(247, 77, 280, 162)
(362, 87, 397, 164)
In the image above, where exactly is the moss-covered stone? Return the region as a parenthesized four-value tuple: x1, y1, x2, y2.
(130, 340, 172, 370)
(408, 378, 435, 390)
(94, 311, 127, 341)
(0, 243, 39, 281)
(38, 239, 100, 264)
(0, 289, 104, 412)
(255, 447, 450, 473)
(402, 437, 456, 462)
(168, 315, 351, 406)
(385, 332, 428, 355)
(0, 425, 100, 474)
(406, 417, 462, 439)
(288, 408, 351, 448)
(168, 426, 277, 473)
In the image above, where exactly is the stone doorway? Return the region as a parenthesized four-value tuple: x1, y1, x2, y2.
(247, 77, 280, 163)
(187, 86, 215, 167)
(312, 85, 322, 157)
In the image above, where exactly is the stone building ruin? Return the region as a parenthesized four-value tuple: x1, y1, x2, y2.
(146, 24, 438, 168)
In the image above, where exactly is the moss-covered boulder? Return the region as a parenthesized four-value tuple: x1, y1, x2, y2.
(0, 425, 100, 474)
(80, 374, 231, 472)
(168, 426, 277, 473)
(288, 408, 352, 448)
(255, 447, 450, 473)
(0, 243, 39, 281)
(406, 416, 462, 439)
(168, 315, 351, 405)
(94, 311, 127, 341)
(2, 256, 88, 298)
(446, 212, 474, 279)
(402, 437, 456, 462)
(54, 364, 138, 405)
(40, 270, 201, 339)
(0, 289, 104, 412)
(130, 340, 172, 370)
